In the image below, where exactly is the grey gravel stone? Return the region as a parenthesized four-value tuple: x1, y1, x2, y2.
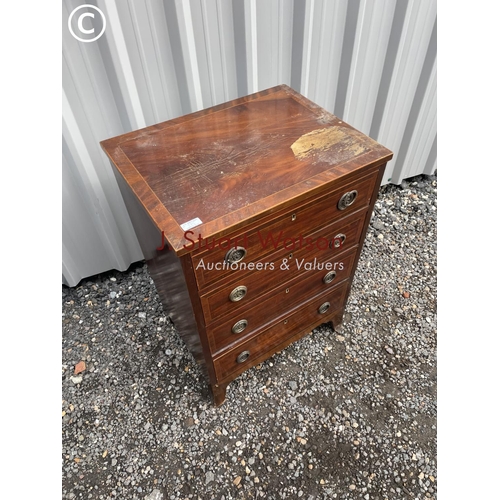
(144, 489, 163, 500)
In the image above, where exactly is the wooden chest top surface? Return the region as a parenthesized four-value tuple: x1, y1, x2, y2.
(101, 85, 392, 255)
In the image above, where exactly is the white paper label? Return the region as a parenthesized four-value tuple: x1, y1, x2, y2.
(180, 217, 202, 231)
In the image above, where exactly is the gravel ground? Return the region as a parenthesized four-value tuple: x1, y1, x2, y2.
(62, 173, 437, 500)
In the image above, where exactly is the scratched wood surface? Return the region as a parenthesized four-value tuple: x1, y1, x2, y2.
(101, 85, 393, 255)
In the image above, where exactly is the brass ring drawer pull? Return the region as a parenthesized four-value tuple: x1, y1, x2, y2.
(318, 302, 330, 314)
(232, 319, 248, 334)
(237, 350, 250, 363)
(224, 246, 247, 264)
(323, 271, 337, 284)
(331, 233, 346, 249)
(338, 190, 358, 210)
(229, 285, 247, 302)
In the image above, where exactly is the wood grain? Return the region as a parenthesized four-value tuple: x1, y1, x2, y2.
(101, 85, 393, 256)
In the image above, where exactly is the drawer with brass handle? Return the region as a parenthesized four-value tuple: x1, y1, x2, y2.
(206, 247, 358, 355)
(191, 171, 378, 290)
(213, 280, 350, 383)
(199, 211, 365, 324)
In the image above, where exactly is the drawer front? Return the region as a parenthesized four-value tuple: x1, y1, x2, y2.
(200, 211, 365, 324)
(207, 247, 357, 354)
(192, 171, 378, 289)
(213, 280, 350, 382)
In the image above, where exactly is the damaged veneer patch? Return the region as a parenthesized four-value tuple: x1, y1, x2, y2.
(291, 126, 368, 164)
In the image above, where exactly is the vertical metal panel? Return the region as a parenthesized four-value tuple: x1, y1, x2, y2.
(244, 0, 258, 92)
(343, 0, 397, 133)
(102, 0, 148, 128)
(255, 0, 294, 89)
(398, 57, 437, 182)
(194, 0, 238, 104)
(301, 0, 349, 111)
(375, 0, 437, 184)
(333, 0, 360, 117)
(62, 0, 437, 285)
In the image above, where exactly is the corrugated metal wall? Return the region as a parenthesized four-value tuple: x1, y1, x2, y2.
(62, 0, 437, 286)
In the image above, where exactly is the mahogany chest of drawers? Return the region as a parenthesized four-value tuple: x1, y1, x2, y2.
(101, 85, 393, 406)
